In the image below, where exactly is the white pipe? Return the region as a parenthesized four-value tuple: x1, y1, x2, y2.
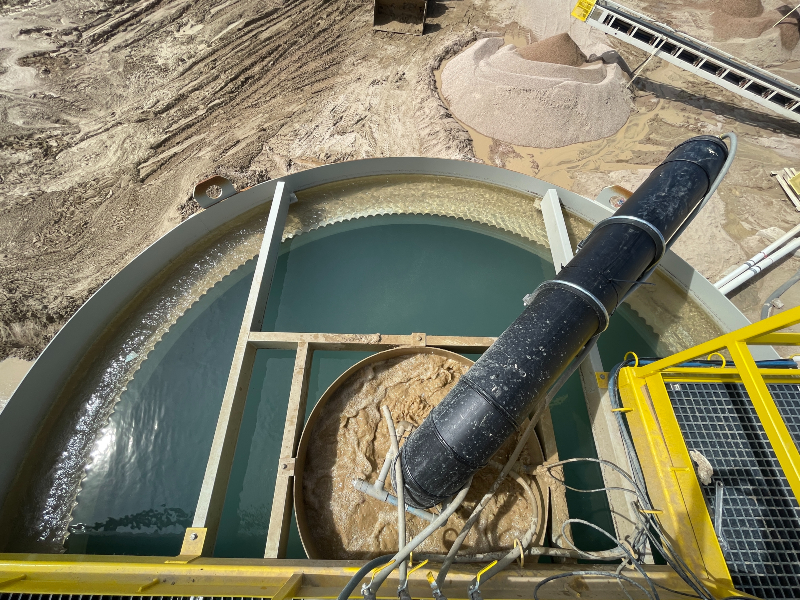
(715, 222, 800, 289)
(374, 421, 410, 491)
(719, 236, 800, 294)
(368, 478, 473, 594)
(382, 406, 407, 587)
(352, 479, 436, 522)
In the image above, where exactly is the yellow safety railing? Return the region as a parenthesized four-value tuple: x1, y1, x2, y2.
(616, 305, 800, 598)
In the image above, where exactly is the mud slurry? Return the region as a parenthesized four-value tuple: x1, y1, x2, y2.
(302, 353, 546, 560)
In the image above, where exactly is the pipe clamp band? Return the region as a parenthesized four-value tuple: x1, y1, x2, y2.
(528, 280, 609, 333)
(588, 215, 666, 269)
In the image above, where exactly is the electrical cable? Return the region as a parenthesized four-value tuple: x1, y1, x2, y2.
(651, 582, 701, 598)
(556, 518, 660, 600)
(353, 349, 744, 600)
(538, 456, 715, 600)
(367, 478, 472, 594)
(462, 464, 542, 590)
(761, 265, 800, 320)
(533, 570, 657, 600)
(434, 334, 600, 588)
(337, 554, 393, 600)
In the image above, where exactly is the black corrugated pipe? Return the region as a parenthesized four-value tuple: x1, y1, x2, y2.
(395, 135, 729, 509)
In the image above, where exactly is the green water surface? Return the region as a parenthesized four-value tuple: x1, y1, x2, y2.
(67, 215, 658, 558)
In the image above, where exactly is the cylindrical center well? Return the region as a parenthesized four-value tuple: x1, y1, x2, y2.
(295, 347, 548, 559)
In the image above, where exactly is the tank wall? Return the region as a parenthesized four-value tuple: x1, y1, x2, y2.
(0, 158, 768, 546)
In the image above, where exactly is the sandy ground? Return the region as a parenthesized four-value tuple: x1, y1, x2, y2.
(2, 0, 800, 366)
(0, 357, 31, 413)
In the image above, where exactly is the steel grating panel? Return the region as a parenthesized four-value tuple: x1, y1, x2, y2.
(667, 381, 800, 599)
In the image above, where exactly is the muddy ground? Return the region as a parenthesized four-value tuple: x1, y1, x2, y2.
(2, 0, 800, 364)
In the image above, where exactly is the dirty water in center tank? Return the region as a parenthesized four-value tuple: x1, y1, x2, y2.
(4, 174, 714, 556)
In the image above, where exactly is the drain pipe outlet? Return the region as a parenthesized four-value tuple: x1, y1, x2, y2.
(395, 135, 729, 509)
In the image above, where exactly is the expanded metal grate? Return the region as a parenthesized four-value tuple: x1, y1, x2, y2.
(667, 381, 800, 599)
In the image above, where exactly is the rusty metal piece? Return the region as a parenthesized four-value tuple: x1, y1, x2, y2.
(193, 175, 237, 208)
(373, 0, 427, 35)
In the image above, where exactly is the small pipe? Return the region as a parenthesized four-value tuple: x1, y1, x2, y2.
(375, 450, 396, 492)
(374, 422, 411, 492)
(382, 406, 407, 588)
(719, 236, 800, 295)
(337, 554, 393, 600)
(773, 2, 800, 27)
(353, 479, 437, 522)
(716, 221, 800, 289)
(368, 478, 472, 594)
(761, 266, 800, 319)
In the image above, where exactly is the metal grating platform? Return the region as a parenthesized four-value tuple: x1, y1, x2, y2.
(667, 381, 800, 599)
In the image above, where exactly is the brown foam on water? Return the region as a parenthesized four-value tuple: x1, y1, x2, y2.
(301, 352, 546, 560)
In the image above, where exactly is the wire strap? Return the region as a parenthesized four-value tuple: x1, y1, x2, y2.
(586, 215, 666, 269)
(527, 280, 609, 333)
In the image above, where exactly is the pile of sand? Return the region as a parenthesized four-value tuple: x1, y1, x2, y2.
(517, 32, 587, 67)
(441, 36, 630, 148)
(708, 0, 800, 49)
(300, 353, 546, 560)
(712, 0, 763, 18)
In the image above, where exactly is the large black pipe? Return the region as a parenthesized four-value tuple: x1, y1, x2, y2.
(396, 135, 729, 509)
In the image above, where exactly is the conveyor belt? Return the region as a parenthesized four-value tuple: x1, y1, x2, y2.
(585, 0, 800, 124)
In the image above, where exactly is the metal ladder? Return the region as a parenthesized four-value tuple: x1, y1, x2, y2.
(584, 0, 800, 124)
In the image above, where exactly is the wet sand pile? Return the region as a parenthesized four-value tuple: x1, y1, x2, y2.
(709, 0, 799, 49)
(441, 35, 630, 148)
(301, 352, 545, 560)
(518, 32, 586, 67)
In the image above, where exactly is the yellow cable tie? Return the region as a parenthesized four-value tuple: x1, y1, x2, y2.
(707, 352, 727, 368)
(407, 559, 429, 577)
(624, 351, 640, 368)
(426, 571, 436, 585)
(369, 559, 396, 585)
(611, 407, 633, 413)
(409, 552, 412, 569)
(514, 538, 524, 568)
(640, 509, 664, 514)
(476, 560, 498, 587)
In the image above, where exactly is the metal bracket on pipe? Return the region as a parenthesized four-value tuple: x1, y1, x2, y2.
(579, 215, 666, 269)
(524, 279, 610, 333)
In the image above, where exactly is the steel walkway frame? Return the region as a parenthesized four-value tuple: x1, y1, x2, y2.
(583, 0, 800, 123)
(617, 305, 800, 598)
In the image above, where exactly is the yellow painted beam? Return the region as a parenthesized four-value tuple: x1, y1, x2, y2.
(728, 341, 800, 501)
(636, 305, 800, 378)
(748, 332, 800, 346)
(0, 554, 698, 600)
(273, 573, 303, 600)
(642, 374, 731, 585)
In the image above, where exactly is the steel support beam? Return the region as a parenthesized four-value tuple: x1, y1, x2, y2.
(183, 182, 290, 556)
(540, 188, 641, 548)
